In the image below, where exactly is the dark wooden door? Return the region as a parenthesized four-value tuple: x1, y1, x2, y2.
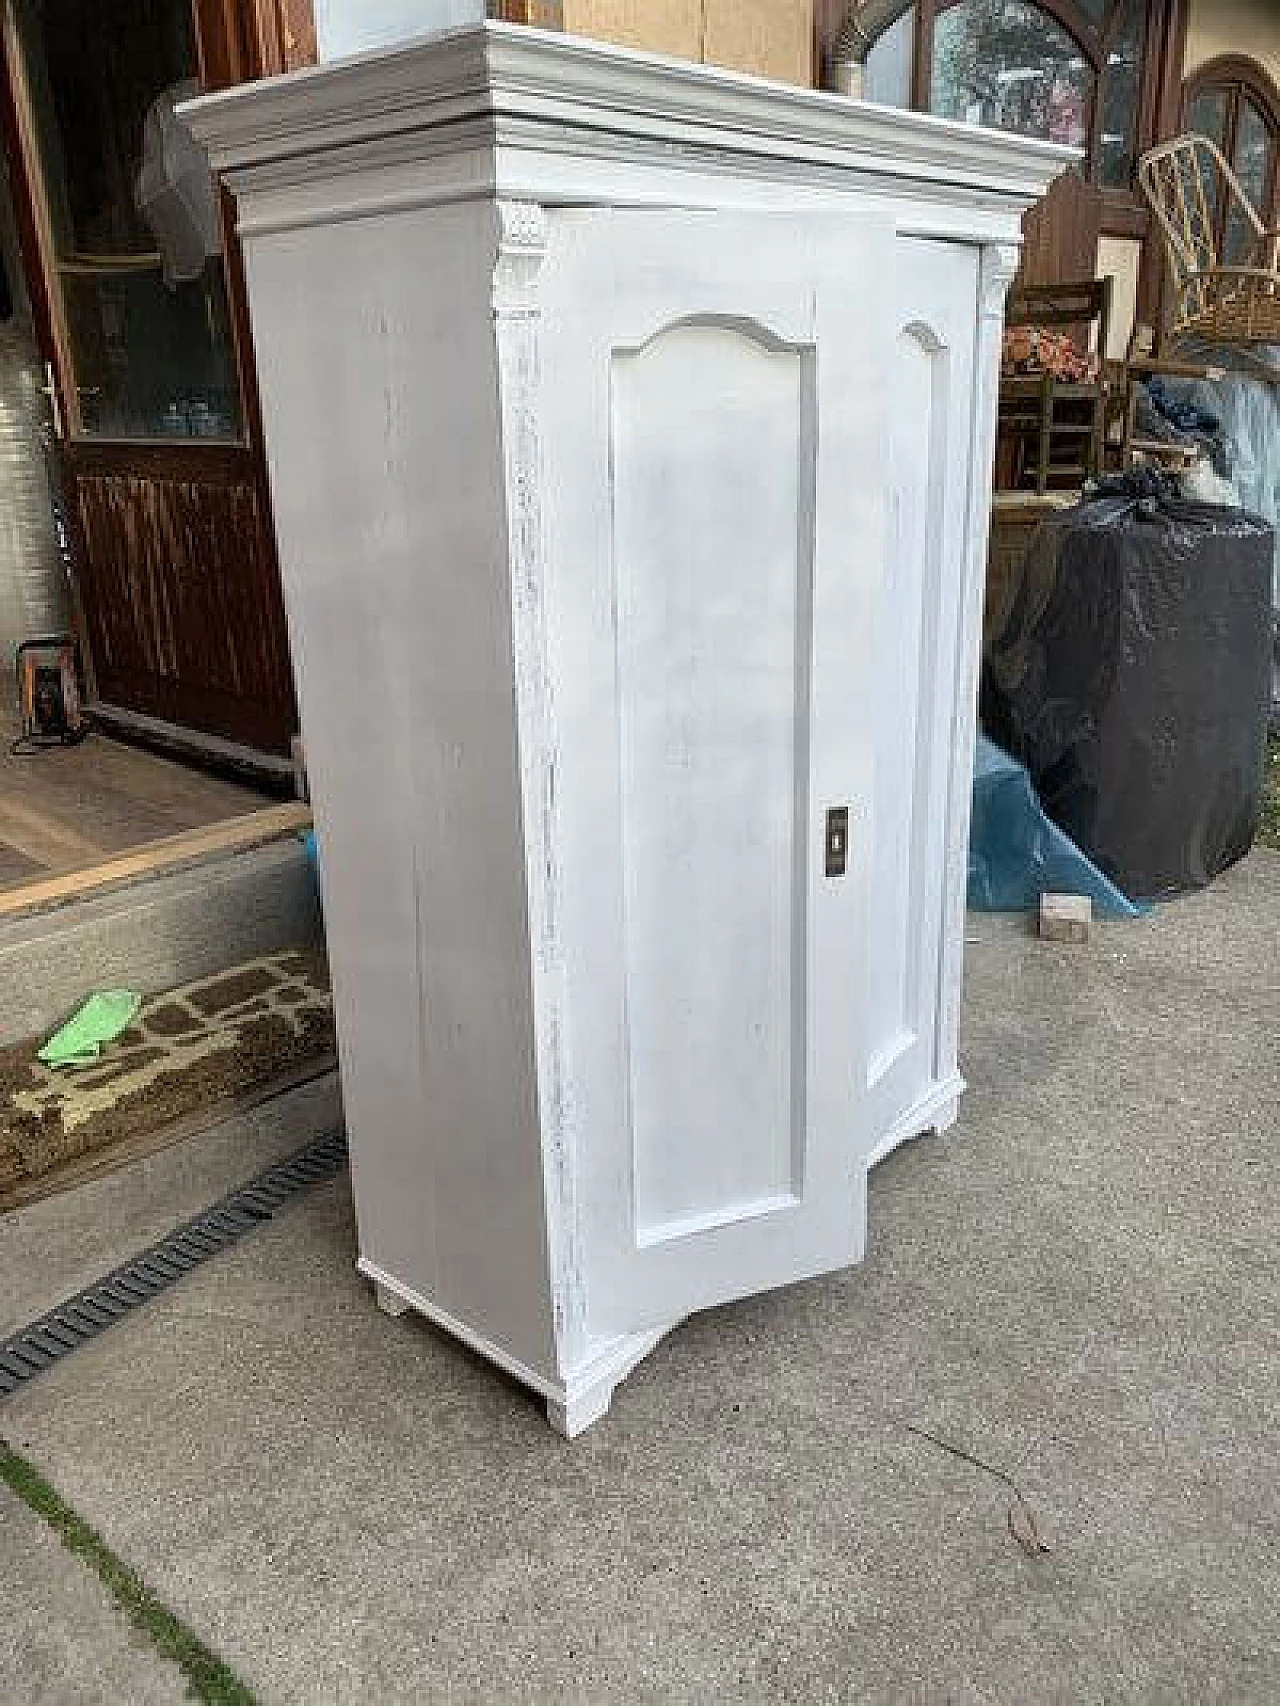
(67, 440, 293, 753)
(0, 0, 304, 763)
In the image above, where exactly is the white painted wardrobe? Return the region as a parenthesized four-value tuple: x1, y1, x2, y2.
(186, 25, 1067, 1435)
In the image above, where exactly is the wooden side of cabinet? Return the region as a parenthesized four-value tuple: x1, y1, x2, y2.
(194, 0, 317, 88)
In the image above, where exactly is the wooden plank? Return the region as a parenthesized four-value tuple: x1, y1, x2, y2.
(556, 0, 813, 82)
(494, 2, 565, 24)
(1129, 356, 1225, 381)
(0, 725, 266, 872)
(0, 844, 42, 888)
(87, 702, 295, 786)
(53, 739, 265, 824)
(0, 795, 105, 872)
(194, 0, 317, 86)
(1040, 893, 1092, 944)
(246, 0, 319, 75)
(0, 802, 312, 921)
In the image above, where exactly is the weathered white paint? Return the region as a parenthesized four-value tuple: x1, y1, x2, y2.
(866, 239, 977, 1145)
(537, 209, 885, 1340)
(183, 26, 1067, 1436)
(617, 324, 810, 1235)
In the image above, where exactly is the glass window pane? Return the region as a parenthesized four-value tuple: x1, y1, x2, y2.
(1186, 88, 1231, 242)
(1075, 0, 1110, 31)
(931, 0, 1092, 155)
(863, 6, 916, 109)
(13, 0, 243, 443)
(1186, 88, 1230, 151)
(1233, 97, 1272, 209)
(1097, 0, 1145, 188)
(1226, 99, 1274, 264)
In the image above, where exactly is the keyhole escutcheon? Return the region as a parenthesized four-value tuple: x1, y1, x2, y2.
(825, 807, 850, 879)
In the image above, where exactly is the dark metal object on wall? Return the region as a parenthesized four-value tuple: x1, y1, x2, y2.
(12, 632, 84, 752)
(822, 0, 911, 93)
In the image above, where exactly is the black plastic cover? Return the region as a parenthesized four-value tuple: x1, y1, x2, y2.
(983, 471, 1274, 900)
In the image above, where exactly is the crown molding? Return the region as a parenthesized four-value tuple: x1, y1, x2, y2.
(181, 21, 1075, 224)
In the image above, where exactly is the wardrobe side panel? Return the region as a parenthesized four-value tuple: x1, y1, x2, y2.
(243, 199, 557, 1380)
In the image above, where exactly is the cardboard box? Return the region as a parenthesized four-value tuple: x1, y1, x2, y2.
(561, 0, 814, 86)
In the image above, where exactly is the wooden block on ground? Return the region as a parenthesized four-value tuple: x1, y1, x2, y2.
(1039, 892, 1092, 943)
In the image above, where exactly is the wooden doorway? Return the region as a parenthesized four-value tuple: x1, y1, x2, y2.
(0, 0, 311, 770)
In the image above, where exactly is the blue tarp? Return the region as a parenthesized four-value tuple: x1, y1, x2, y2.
(967, 736, 1144, 917)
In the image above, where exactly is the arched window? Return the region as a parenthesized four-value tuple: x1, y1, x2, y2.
(926, 0, 1147, 188)
(860, 0, 1163, 193)
(1183, 56, 1280, 263)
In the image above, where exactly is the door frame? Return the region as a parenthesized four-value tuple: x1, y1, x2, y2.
(0, 2, 95, 700)
(0, 0, 315, 772)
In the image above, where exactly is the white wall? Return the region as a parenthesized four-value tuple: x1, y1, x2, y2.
(314, 0, 486, 62)
(1185, 0, 1280, 90)
(1096, 235, 1141, 359)
(862, 7, 914, 108)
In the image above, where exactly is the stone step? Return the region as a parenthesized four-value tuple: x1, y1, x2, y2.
(0, 835, 322, 1048)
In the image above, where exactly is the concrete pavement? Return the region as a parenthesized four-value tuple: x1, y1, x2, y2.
(1, 1483, 187, 1704)
(2, 851, 1278, 1703)
(1, 1072, 342, 1338)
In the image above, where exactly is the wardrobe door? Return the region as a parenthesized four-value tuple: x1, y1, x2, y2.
(866, 237, 980, 1156)
(537, 207, 894, 1336)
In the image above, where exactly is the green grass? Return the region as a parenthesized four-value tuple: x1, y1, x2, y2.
(1262, 733, 1280, 853)
(0, 1440, 256, 1706)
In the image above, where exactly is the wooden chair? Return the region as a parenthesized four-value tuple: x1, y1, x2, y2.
(1017, 169, 1103, 295)
(1116, 340, 1225, 473)
(997, 278, 1112, 494)
(1139, 134, 1280, 350)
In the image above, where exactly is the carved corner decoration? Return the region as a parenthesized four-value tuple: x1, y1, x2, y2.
(488, 193, 584, 1365)
(980, 243, 1022, 322)
(492, 200, 551, 318)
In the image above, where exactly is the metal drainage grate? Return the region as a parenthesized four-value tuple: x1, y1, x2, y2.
(0, 1127, 348, 1401)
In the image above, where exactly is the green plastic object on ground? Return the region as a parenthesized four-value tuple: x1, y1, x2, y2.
(38, 991, 143, 1069)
